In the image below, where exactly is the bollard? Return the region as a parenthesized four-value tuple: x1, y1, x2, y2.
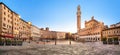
(69, 40, 71, 45)
(44, 41, 45, 45)
(55, 39, 57, 45)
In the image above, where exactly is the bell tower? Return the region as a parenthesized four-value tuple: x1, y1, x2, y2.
(77, 5, 81, 33)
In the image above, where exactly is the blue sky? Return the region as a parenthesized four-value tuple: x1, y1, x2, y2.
(0, 0, 120, 33)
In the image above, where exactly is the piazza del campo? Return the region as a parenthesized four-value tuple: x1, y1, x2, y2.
(0, 1, 120, 55)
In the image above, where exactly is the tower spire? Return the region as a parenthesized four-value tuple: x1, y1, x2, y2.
(77, 5, 81, 33)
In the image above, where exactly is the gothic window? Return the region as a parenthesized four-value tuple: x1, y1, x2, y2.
(9, 26, 11, 29)
(4, 6, 6, 10)
(8, 20, 10, 23)
(114, 31, 115, 33)
(98, 38, 99, 40)
(117, 31, 118, 33)
(109, 32, 110, 34)
(4, 12, 6, 15)
(8, 14, 10, 18)
(4, 17, 6, 21)
(7, 25, 9, 28)
(3, 23, 6, 27)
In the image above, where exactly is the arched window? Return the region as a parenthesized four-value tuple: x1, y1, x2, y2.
(98, 38, 99, 40)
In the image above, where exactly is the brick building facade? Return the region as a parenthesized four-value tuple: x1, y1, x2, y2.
(0, 2, 31, 40)
(76, 5, 105, 41)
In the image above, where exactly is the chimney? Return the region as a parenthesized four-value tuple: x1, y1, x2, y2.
(46, 27, 49, 31)
(91, 16, 94, 20)
(40, 28, 44, 30)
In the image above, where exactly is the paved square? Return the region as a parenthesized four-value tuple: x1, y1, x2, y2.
(0, 41, 120, 55)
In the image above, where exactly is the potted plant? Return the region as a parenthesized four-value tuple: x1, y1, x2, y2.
(102, 37, 107, 44)
(12, 40, 16, 46)
(0, 38, 4, 46)
(5, 39, 11, 46)
(17, 40, 23, 46)
(108, 38, 113, 44)
(113, 37, 119, 45)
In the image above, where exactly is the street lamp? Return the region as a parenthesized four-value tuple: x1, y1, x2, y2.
(69, 32, 71, 45)
(27, 22, 32, 41)
(55, 37, 57, 45)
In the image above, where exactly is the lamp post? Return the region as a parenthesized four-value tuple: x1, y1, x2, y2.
(55, 37, 57, 45)
(69, 32, 71, 45)
(28, 22, 32, 43)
